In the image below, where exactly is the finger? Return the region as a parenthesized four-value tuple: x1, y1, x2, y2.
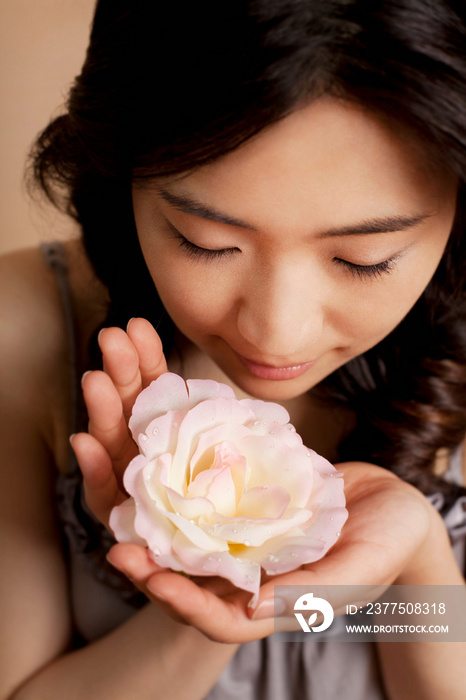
(82, 370, 137, 477)
(126, 318, 168, 388)
(70, 432, 126, 526)
(106, 542, 165, 581)
(98, 326, 143, 420)
(145, 571, 274, 643)
(106, 543, 187, 623)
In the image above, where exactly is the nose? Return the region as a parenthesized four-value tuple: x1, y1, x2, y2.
(236, 256, 324, 359)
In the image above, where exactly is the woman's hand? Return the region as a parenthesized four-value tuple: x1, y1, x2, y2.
(71, 317, 168, 528)
(71, 322, 455, 645)
(104, 462, 451, 644)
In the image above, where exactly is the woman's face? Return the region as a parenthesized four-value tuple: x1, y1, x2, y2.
(132, 98, 457, 401)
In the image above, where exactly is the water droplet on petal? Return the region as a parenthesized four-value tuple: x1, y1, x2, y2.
(269, 430, 275, 435)
(152, 548, 160, 556)
(141, 434, 149, 442)
(330, 517, 334, 521)
(152, 427, 159, 435)
(232, 528, 237, 534)
(254, 420, 260, 427)
(306, 451, 311, 457)
(336, 531, 341, 537)
(291, 552, 298, 557)
(244, 539, 251, 546)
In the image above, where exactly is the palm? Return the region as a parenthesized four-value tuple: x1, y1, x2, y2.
(72, 319, 435, 644)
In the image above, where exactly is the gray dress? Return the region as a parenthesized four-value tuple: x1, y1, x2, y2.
(44, 242, 466, 700)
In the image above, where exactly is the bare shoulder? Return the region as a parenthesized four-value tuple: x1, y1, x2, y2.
(0, 240, 108, 471)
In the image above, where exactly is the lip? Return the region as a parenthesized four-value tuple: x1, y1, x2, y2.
(235, 353, 316, 381)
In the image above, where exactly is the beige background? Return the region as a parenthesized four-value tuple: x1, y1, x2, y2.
(0, 0, 96, 255)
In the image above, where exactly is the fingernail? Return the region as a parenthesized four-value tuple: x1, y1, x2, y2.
(81, 370, 92, 384)
(252, 597, 287, 620)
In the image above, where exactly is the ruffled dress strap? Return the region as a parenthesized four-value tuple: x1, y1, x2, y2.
(428, 445, 466, 570)
(41, 242, 147, 613)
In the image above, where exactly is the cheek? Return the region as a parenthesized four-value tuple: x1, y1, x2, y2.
(334, 256, 441, 351)
(148, 260, 238, 335)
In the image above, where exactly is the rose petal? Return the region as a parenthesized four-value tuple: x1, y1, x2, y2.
(200, 507, 312, 547)
(188, 444, 248, 509)
(256, 535, 328, 574)
(170, 398, 253, 493)
(170, 530, 261, 601)
(138, 410, 184, 458)
(237, 484, 290, 520)
(239, 398, 290, 426)
(124, 454, 172, 512)
(188, 424, 251, 483)
(129, 373, 189, 437)
(237, 434, 314, 506)
(204, 463, 238, 517)
(164, 511, 229, 552)
(109, 498, 146, 546)
(185, 377, 236, 404)
(165, 486, 215, 520)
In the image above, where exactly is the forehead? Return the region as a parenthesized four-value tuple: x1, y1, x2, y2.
(165, 97, 454, 234)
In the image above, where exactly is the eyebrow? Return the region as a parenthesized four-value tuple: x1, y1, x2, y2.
(158, 188, 256, 229)
(158, 188, 431, 236)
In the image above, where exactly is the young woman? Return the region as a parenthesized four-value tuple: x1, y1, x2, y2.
(1, 2, 466, 698)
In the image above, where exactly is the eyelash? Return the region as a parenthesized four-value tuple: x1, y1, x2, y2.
(334, 256, 397, 279)
(175, 233, 397, 279)
(175, 234, 238, 261)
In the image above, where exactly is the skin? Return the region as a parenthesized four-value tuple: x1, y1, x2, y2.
(1, 98, 465, 699)
(132, 97, 457, 405)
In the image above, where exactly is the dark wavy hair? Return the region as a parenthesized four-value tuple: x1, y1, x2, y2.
(31, 0, 466, 509)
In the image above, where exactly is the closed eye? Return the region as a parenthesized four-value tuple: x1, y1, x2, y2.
(334, 256, 399, 279)
(175, 233, 239, 261)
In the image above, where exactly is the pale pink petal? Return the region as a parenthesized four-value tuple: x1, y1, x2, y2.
(199, 507, 312, 547)
(170, 398, 253, 492)
(239, 398, 290, 426)
(171, 531, 261, 601)
(164, 511, 229, 552)
(131, 476, 178, 557)
(187, 464, 219, 498)
(238, 434, 314, 506)
(299, 454, 348, 548)
(185, 377, 236, 405)
(189, 424, 250, 483)
(129, 373, 189, 437)
(247, 420, 305, 449)
(237, 484, 290, 520)
(138, 410, 184, 458)
(165, 486, 215, 520)
(203, 463, 237, 517)
(124, 454, 172, 512)
(109, 498, 146, 546)
(255, 534, 329, 574)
